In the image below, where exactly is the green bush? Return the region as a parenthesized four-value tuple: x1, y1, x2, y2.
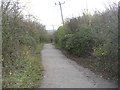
(60, 34, 73, 49)
(65, 32, 95, 57)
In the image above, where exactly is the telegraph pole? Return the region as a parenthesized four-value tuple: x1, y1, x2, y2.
(52, 25, 55, 32)
(55, 1, 65, 25)
(86, 0, 88, 14)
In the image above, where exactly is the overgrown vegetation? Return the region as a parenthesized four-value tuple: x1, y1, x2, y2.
(2, 0, 47, 88)
(3, 44, 44, 88)
(55, 3, 118, 80)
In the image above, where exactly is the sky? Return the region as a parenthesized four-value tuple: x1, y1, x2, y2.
(20, 0, 119, 30)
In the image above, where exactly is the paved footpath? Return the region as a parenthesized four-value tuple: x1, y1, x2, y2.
(40, 44, 117, 88)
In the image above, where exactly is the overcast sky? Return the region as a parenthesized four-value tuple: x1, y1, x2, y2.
(20, 0, 119, 30)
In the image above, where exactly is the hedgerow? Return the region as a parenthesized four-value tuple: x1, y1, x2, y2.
(55, 2, 118, 79)
(2, 1, 47, 87)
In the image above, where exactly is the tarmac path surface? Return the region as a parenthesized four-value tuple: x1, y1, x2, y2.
(40, 44, 117, 88)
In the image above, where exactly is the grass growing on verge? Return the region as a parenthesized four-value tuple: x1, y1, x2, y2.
(55, 44, 118, 83)
(3, 44, 44, 88)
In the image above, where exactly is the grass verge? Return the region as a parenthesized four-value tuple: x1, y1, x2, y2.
(55, 44, 118, 84)
(3, 44, 44, 88)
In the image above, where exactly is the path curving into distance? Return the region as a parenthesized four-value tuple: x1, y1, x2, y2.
(40, 44, 117, 88)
